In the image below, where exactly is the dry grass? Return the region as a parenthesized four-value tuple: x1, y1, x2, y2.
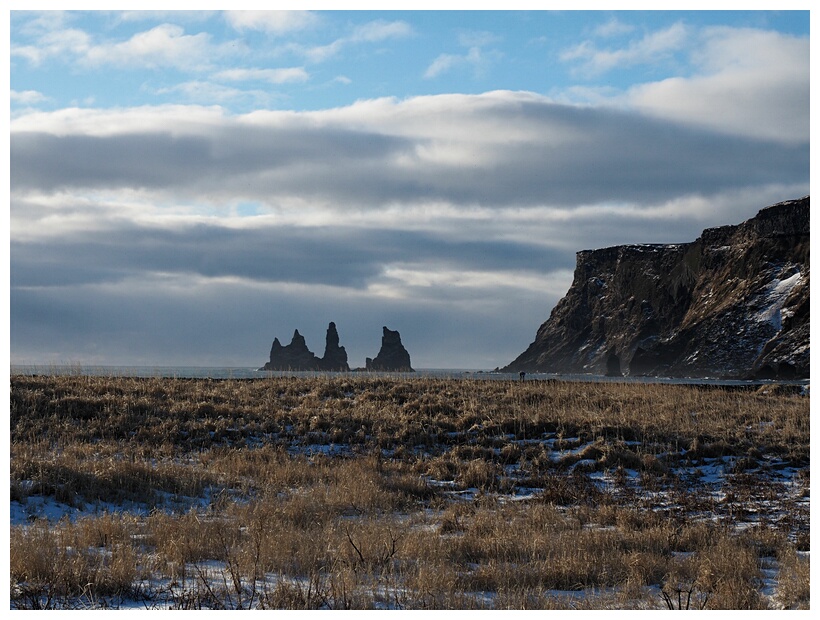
(9, 374, 809, 609)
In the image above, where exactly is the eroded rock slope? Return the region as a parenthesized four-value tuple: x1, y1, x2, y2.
(504, 197, 809, 379)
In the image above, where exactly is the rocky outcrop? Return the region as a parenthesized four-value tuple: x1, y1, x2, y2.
(262, 322, 350, 371)
(263, 329, 322, 371)
(503, 197, 809, 379)
(366, 327, 414, 371)
(320, 322, 349, 371)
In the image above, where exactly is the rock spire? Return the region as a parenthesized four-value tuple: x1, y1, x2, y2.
(262, 322, 350, 371)
(366, 326, 414, 371)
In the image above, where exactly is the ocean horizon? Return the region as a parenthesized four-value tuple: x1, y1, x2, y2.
(9, 364, 807, 387)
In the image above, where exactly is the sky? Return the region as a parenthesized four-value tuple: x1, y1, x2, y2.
(7, 5, 812, 370)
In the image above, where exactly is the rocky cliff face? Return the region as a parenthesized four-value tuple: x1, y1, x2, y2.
(263, 323, 350, 371)
(366, 326, 414, 371)
(503, 197, 809, 379)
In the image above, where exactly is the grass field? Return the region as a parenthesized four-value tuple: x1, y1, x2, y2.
(9, 374, 810, 609)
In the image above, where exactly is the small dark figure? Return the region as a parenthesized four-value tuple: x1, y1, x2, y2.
(519, 371, 526, 381)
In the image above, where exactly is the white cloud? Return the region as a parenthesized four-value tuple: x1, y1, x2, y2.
(304, 19, 412, 63)
(10, 90, 806, 218)
(12, 20, 241, 71)
(153, 81, 278, 106)
(424, 47, 483, 79)
(10, 89, 807, 367)
(117, 11, 217, 24)
(9, 12, 810, 370)
(374, 265, 573, 299)
(224, 10, 317, 34)
(12, 10, 74, 37)
(213, 67, 309, 84)
(592, 17, 635, 38)
(562, 22, 689, 75)
(11, 89, 49, 105)
(424, 26, 501, 80)
(350, 19, 413, 43)
(12, 27, 91, 65)
(82, 24, 217, 70)
(624, 27, 809, 143)
(10, 104, 228, 137)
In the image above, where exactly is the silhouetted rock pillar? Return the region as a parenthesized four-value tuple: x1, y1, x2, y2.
(366, 326, 414, 371)
(264, 329, 323, 370)
(320, 322, 350, 371)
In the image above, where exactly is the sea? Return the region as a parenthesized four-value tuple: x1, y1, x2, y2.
(8, 364, 809, 388)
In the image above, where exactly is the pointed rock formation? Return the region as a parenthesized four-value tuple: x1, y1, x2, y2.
(263, 329, 323, 370)
(366, 326, 414, 371)
(319, 322, 349, 371)
(262, 322, 351, 371)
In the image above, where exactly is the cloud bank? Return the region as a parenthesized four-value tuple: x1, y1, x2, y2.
(10, 15, 809, 368)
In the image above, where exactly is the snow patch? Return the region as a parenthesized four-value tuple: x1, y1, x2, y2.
(754, 271, 802, 330)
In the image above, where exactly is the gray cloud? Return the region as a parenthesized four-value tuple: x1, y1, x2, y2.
(9, 90, 809, 369)
(11, 219, 571, 290)
(10, 96, 808, 209)
(10, 269, 559, 369)
(10, 126, 412, 194)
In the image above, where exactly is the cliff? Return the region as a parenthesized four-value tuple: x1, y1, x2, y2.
(503, 197, 809, 379)
(366, 326, 414, 371)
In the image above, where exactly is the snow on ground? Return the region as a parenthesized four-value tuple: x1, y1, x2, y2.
(11, 427, 809, 609)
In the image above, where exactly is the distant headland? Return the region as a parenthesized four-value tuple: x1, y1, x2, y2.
(261, 323, 414, 372)
(502, 196, 809, 380)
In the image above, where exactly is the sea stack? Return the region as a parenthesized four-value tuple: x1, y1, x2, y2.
(262, 322, 351, 371)
(366, 326, 414, 371)
(264, 329, 323, 370)
(320, 322, 350, 371)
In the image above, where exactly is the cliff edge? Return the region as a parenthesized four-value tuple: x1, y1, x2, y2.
(503, 197, 809, 379)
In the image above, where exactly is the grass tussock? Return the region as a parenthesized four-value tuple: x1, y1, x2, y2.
(10, 374, 809, 609)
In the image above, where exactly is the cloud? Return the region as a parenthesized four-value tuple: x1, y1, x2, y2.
(117, 11, 218, 24)
(213, 67, 309, 84)
(11, 10, 74, 37)
(9, 199, 574, 368)
(152, 81, 280, 106)
(592, 17, 635, 38)
(82, 24, 219, 70)
(351, 19, 413, 43)
(10, 92, 808, 210)
(12, 27, 91, 65)
(13, 182, 805, 369)
(623, 27, 809, 143)
(11, 89, 49, 105)
(9, 24, 809, 368)
(12, 20, 240, 71)
(424, 47, 483, 78)
(223, 10, 317, 34)
(10, 267, 561, 369)
(304, 19, 413, 63)
(561, 22, 690, 75)
(424, 27, 501, 79)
